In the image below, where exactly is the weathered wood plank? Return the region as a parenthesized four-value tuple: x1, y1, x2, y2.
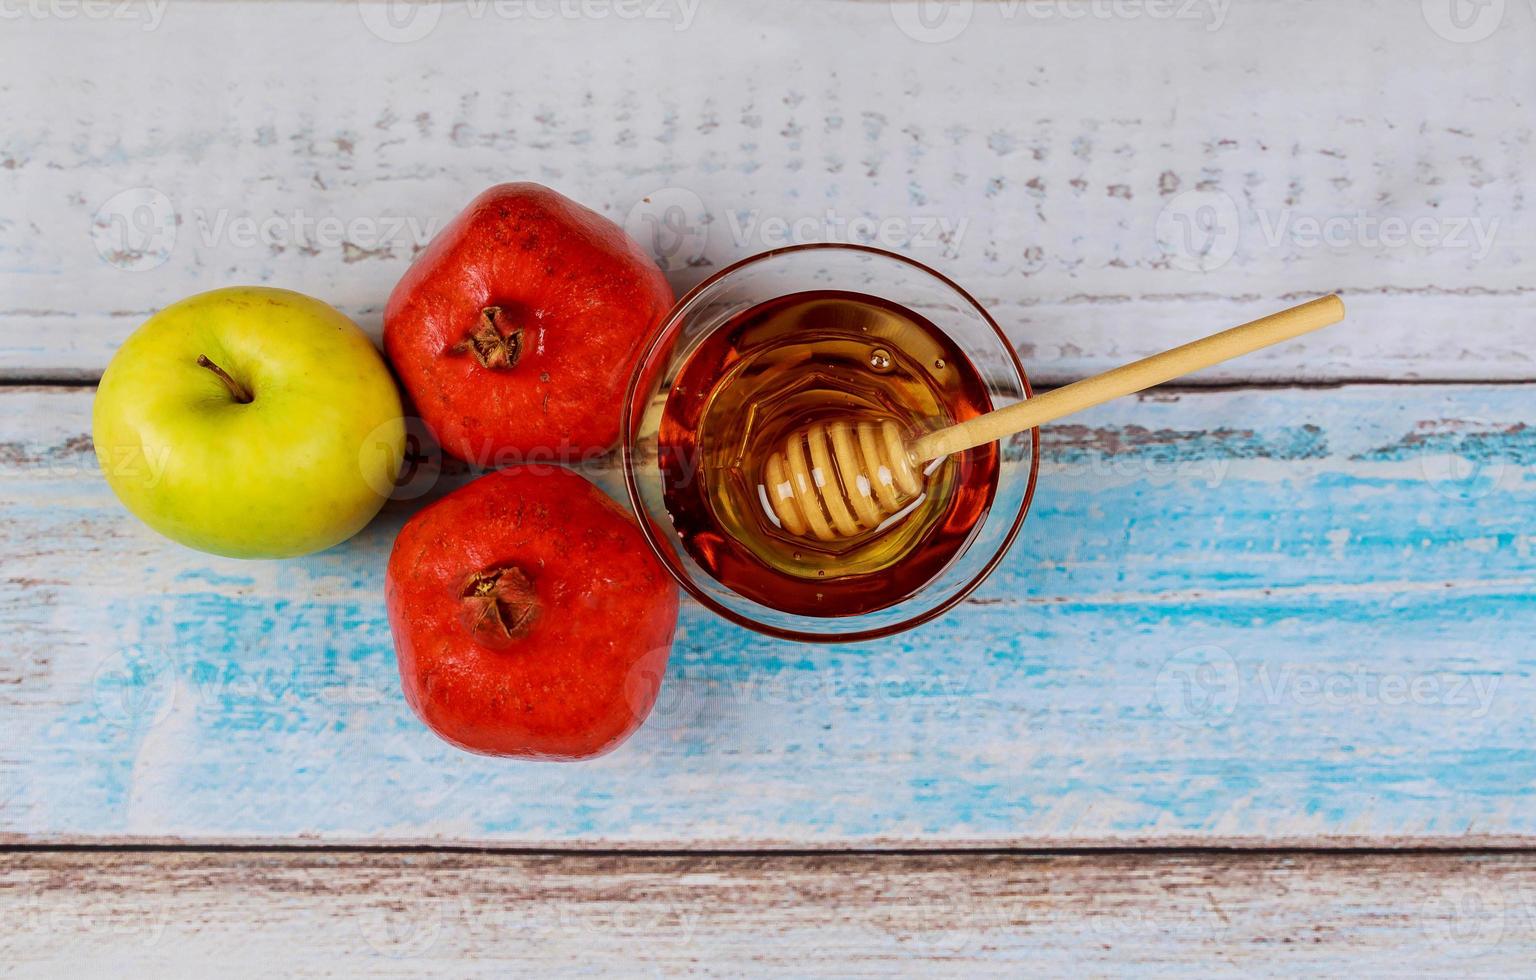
(4, 850, 1535, 974)
(2, 2, 1531, 380)
(1, 383, 1531, 845)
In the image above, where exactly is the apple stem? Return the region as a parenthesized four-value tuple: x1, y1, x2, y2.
(197, 355, 253, 404)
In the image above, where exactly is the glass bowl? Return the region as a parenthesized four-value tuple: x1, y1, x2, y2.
(622, 244, 1038, 642)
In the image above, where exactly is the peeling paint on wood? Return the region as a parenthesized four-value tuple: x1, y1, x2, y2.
(7, 1, 1535, 964)
(4, 851, 1535, 972)
(1, 2, 1532, 380)
(1, 384, 1531, 846)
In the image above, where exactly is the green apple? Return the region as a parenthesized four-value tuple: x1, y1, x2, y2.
(93, 286, 406, 558)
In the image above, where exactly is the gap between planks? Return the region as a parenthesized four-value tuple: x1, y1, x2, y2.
(11, 837, 1536, 853)
(10, 842, 1536, 856)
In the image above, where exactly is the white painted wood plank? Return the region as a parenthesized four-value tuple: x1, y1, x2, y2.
(1, 1, 1531, 380)
(5, 851, 1536, 974)
(2, 383, 1532, 846)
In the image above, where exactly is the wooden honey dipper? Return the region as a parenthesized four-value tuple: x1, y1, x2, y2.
(763, 294, 1346, 541)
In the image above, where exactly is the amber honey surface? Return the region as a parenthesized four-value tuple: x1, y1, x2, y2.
(659, 290, 1000, 617)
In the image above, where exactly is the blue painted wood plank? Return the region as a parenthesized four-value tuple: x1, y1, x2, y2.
(1, 385, 1532, 844)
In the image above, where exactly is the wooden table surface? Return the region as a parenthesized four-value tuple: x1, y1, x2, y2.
(4, 1, 1534, 974)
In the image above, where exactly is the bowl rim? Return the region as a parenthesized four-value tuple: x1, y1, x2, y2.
(621, 242, 1039, 643)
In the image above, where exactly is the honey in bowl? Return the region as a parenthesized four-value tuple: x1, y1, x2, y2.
(658, 289, 1000, 617)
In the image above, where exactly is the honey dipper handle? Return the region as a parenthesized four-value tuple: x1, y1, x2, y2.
(908, 294, 1346, 463)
